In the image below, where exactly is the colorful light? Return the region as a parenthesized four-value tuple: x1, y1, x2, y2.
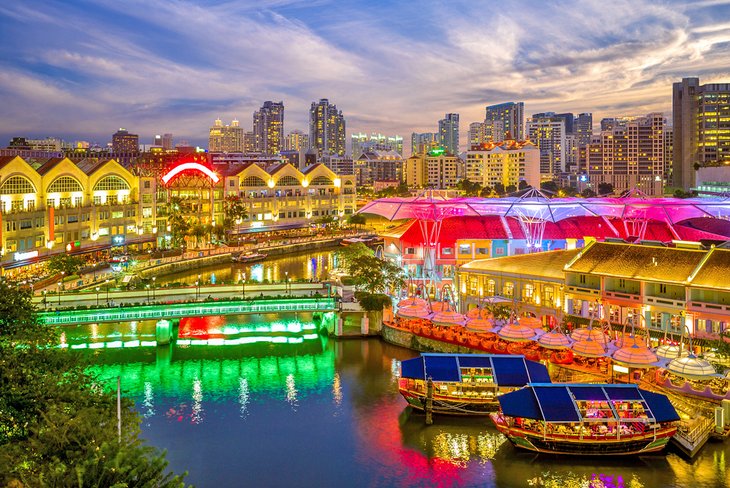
(162, 162, 220, 185)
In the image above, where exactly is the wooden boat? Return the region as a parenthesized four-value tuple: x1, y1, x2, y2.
(398, 353, 551, 415)
(491, 383, 679, 455)
(233, 251, 267, 263)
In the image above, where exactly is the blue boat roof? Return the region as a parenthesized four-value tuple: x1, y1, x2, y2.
(498, 383, 680, 423)
(399, 353, 550, 386)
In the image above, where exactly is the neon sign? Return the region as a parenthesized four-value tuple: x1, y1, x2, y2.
(162, 162, 220, 185)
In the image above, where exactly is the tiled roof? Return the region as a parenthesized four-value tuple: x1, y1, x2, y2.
(565, 242, 707, 284)
(35, 157, 66, 175)
(689, 248, 730, 290)
(461, 248, 581, 281)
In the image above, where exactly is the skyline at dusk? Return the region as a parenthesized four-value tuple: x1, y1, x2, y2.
(2, 0, 730, 148)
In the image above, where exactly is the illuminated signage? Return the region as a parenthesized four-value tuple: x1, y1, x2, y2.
(612, 365, 629, 374)
(14, 250, 39, 261)
(112, 235, 126, 246)
(162, 162, 220, 185)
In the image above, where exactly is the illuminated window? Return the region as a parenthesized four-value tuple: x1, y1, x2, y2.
(0, 175, 36, 195)
(310, 176, 332, 185)
(243, 176, 267, 187)
(93, 175, 129, 191)
(47, 176, 83, 193)
(487, 279, 495, 295)
(503, 282, 514, 297)
(277, 176, 300, 186)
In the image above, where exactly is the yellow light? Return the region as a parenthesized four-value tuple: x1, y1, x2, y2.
(46, 240, 54, 249)
(333, 178, 341, 188)
(268, 179, 275, 188)
(301, 179, 309, 188)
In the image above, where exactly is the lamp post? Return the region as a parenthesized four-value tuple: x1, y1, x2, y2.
(57, 281, 62, 305)
(93, 262, 97, 281)
(152, 276, 156, 300)
(146, 284, 150, 302)
(241, 272, 246, 299)
(95, 286, 100, 307)
(285, 271, 288, 295)
(197, 274, 201, 300)
(105, 279, 110, 305)
(42, 289, 47, 309)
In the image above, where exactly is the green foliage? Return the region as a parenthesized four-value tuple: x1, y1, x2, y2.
(456, 179, 481, 196)
(223, 194, 248, 222)
(347, 213, 366, 228)
(518, 180, 529, 190)
(505, 184, 517, 194)
(47, 253, 84, 277)
(0, 283, 187, 487)
(334, 242, 373, 272)
(494, 182, 506, 195)
(167, 197, 191, 249)
(347, 255, 404, 294)
(597, 182, 614, 196)
(540, 180, 558, 193)
(581, 188, 597, 198)
(375, 182, 410, 197)
(354, 291, 392, 312)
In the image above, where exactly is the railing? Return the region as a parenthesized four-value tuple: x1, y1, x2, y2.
(39, 297, 338, 325)
(674, 416, 714, 446)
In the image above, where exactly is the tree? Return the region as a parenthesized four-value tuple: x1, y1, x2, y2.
(334, 242, 373, 272)
(494, 182, 506, 195)
(167, 197, 191, 249)
(518, 180, 529, 190)
(316, 215, 336, 232)
(347, 213, 366, 230)
(456, 179, 481, 196)
(0, 283, 187, 486)
(47, 253, 84, 277)
(223, 195, 248, 243)
(541, 180, 558, 193)
(581, 188, 597, 198)
(347, 255, 404, 295)
(505, 184, 517, 194)
(479, 186, 494, 197)
(597, 182, 614, 196)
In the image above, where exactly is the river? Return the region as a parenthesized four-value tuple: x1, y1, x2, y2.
(66, 314, 728, 488)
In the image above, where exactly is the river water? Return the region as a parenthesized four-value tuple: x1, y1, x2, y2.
(68, 314, 728, 488)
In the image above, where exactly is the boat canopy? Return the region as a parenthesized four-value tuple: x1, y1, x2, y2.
(400, 353, 550, 386)
(498, 383, 680, 424)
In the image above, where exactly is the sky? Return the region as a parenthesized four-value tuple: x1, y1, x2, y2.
(1, 0, 730, 150)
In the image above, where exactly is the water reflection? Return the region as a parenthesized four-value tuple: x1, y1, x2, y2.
(238, 378, 249, 419)
(191, 378, 203, 424)
(285, 373, 298, 409)
(142, 381, 154, 418)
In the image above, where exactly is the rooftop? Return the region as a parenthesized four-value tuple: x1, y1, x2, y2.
(461, 248, 581, 281)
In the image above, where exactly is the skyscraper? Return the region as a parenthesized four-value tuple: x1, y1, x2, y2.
(438, 113, 459, 155)
(485, 102, 524, 141)
(208, 118, 244, 152)
(112, 128, 139, 153)
(468, 122, 486, 147)
(527, 114, 567, 177)
(284, 130, 309, 152)
(673, 77, 730, 190)
(351, 133, 403, 158)
(309, 99, 346, 157)
(575, 113, 593, 147)
(253, 101, 284, 155)
(411, 132, 439, 155)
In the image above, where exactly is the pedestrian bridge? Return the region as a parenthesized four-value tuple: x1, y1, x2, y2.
(39, 297, 338, 325)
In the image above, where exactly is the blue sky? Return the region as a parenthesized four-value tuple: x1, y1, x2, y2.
(1, 0, 729, 149)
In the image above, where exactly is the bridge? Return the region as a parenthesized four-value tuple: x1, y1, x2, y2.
(39, 297, 338, 325)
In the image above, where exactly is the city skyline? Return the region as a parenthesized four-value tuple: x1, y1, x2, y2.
(1, 0, 729, 148)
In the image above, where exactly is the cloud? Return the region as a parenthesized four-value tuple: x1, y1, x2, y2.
(0, 0, 728, 150)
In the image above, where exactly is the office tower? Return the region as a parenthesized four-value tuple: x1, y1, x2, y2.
(673, 77, 730, 190)
(352, 133, 403, 159)
(208, 118, 244, 153)
(411, 132, 439, 155)
(583, 113, 664, 195)
(527, 114, 567, 177)
(112, 128, 139, 153)
(285, 130, 309, 152)
(253, 101, 284, 155)
(664, 126, 673, 185)
(485, 102, 524, 141)
(575, 113, 593, 147)
(153, 135, 162, 147)
(309, 99, 346, 157)
(469, 122, 486, 147)
(438, 113, 460, 155)
(159, 133, 173, 150)
(244, 131, 255, 153)
(565, 134, 579, 173)
(425, 150, 460, 189)
(465, 141, 540, 189)
(354, 150, 403, 186)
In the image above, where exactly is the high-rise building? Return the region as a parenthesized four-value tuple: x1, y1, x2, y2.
(565, 134, 579, 173)
(425, 149, 460, 189)
(527, 115, 567, 178)
(673, 77, 730, 190)
(351, 133, 403, 159)
(438, 113, 460, 155)
(208, 118, 244, 153)
(664, 126, 673, 185)
(465, 141, 540, 189)
(153, 135, 163, 147)
(411, 132, 439, 155)
(244, 131, 255, 154)
(575, 113, 593, 147)
(582, 113, 665, 195)
(354, 150, 403, 186)
(162, 133, 174, 150)
(485, 102, 524, 141)
(469, 122, 486, 147)
(253, 101, 284, 155)
(112, 128, 139, 153)
(309, 99, 346, 157)
(284, 130, 309, 152)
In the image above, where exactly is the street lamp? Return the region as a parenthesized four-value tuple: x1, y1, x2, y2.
(285, 271, 289, 295)
(105, 279, 110, 305)
(57, 281, 62, 305)
(146, 284, 150, 302)
(241, 272, 246, 299)
(93, 262, 97, 281)
(95, 286, 100, 307)
(152, 276, 156, 300)
(42, 289, 47, 309)
(196, 274, 201, 300)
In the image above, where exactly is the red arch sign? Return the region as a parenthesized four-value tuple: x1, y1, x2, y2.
(162, 162, 220, 185)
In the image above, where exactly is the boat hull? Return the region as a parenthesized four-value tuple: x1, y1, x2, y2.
(493, 422, 675, 455)
(399, 388, 499, 415)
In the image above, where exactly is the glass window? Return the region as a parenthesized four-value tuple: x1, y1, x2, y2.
(277, 176, 300, 186)
(47, 176, 83, 193)
(93, 175, 130, 191)
(243, 176, 267, 187)
(458, 244, 471, 254)
(0, 175, 36, 194)
(310, 176, 332, 186)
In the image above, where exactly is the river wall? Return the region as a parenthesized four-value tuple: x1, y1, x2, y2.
(380, 323, 479, 353)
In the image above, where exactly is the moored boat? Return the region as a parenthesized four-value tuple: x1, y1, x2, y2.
(232, 251, 268, 263)
(398, 353, 551, 415)
(490, 383, 680, 455)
